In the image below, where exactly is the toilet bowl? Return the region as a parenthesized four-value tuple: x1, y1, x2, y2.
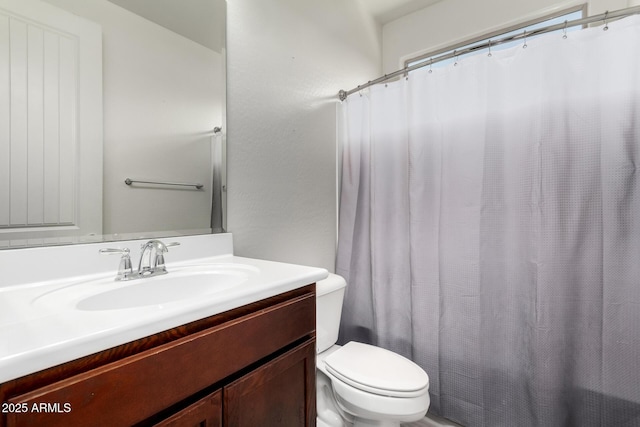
(316, 274, 430, 427)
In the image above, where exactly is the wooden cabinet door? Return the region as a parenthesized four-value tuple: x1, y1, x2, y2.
(153, 390, 222, 427)
(224, 340, 316, 427)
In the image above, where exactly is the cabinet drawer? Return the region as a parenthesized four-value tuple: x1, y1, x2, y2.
(6, 292, 315, 427)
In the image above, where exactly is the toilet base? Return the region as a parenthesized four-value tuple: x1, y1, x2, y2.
(317, 416, 402, 427)
(317, 417, 343, 427)
(318, 366, 354, 427)
(353, 420, 402, 427)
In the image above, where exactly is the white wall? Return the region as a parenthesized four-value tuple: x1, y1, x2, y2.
(42, 0, 223, 235)
(226, 0, 381, 271)
(383, 0, 633, 73)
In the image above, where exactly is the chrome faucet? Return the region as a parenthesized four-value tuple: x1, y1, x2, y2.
(100, 239, 180, 281)
(138, 239, 180, 277)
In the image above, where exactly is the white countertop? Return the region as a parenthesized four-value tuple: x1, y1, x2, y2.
(0, 234, 328, 383)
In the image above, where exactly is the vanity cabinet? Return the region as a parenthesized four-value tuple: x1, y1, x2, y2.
(0, 285, 316, 427)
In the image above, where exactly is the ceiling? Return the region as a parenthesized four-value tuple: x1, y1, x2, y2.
(105, 0, 441, 52)
(107, 0, 225, 52)
(361, 0, 443, 24)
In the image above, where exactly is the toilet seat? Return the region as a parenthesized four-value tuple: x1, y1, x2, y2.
(324, 342, 429, 398)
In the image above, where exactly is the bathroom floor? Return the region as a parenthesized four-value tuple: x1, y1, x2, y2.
(402, 413, 463, 427)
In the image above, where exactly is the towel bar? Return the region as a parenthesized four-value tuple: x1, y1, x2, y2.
(124, 178, 203, 190)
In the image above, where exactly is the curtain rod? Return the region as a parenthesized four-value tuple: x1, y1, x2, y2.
(338, 5, 640, 101)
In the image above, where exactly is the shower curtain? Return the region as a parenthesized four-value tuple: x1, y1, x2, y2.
(336, 15, 640, 427)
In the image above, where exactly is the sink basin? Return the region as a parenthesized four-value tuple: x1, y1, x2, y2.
(32, 264, 258, 311)
(78, 269, 248, 311)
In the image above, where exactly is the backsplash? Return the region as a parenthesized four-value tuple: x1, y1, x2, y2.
(0, 233, 233, 288)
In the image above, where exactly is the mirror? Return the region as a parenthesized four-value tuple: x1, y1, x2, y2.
(0, 0, 226, 249)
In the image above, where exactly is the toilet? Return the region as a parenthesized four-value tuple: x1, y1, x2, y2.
(316, 274, 430, 427)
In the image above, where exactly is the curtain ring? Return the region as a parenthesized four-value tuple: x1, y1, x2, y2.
(429, 58, 433, 74)
(563, 20, 568, 39)
(453, 50, 459, 66)
(523, 30, 528, 49)
(488, 40, 492, 57)
(603, 11, 609, 31)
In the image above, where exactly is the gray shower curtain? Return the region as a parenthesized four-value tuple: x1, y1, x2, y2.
(336, 15, 640, 427)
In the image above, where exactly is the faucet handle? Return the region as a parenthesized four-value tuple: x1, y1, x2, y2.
(99, 248, 133, 281)
(154, 242, 180, 273)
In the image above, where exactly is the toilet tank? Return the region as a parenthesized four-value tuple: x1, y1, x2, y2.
(316, 274, 347, 353)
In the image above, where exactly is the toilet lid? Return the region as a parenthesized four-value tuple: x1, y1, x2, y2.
(324, 342, 429, 397)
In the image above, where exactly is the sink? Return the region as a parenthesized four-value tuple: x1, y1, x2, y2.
(32, 264, 258, 311)
(78, 269, 249, 311)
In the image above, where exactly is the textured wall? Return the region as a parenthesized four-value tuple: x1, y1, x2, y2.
(226, 0, 381, 270)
